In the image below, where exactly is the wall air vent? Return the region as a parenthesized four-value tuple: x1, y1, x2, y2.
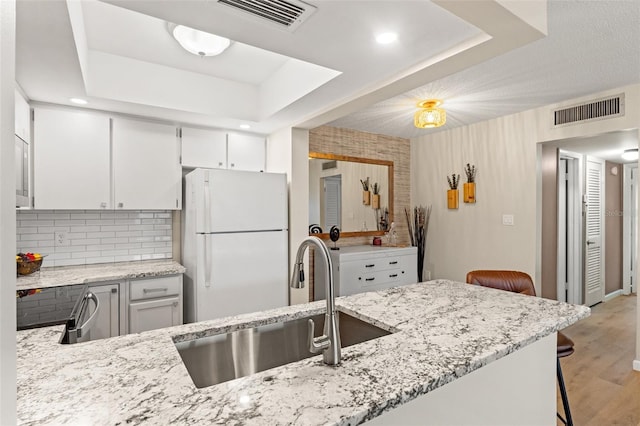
(322, 160, 337, 171)
(217, 0, 316, 32)
(553, 93, 624, 127)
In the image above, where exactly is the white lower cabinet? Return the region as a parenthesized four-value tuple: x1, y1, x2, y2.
(88, 283, 121, 341)
(128, 275, 183, 333)
(129, 297, 181, 334)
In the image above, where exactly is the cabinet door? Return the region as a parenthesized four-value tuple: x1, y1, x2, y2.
(88, 283, 120, 341)
(14, 89, 30, 141)
(227, 133, 265, 172)
(129, 296, 181, 333)
(33, 108, 111, 209)
(112, 118, 181, 210)
(181, 127, 227, 169)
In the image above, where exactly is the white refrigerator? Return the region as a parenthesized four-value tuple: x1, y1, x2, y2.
(182, 168, 289, 323)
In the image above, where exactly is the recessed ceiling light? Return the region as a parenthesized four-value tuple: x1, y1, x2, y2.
(621, 148, 639, 161)
(170, 24, 231, 57)
(69, 98, 88, 105)
(376, 32, 398, 45)
(239, 124, 251, 130)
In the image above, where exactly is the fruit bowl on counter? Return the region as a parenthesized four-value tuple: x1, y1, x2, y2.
(16, 252, 45, 276)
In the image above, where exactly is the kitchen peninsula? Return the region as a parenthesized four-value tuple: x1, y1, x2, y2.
(17, 280, 589, 425)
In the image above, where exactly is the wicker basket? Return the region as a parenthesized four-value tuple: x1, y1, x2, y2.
(16, 258, 44, 276)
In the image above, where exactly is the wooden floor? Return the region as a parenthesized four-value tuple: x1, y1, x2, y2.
(557, 294, 640, 426)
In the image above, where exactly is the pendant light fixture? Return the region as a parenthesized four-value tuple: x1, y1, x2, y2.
(170, 24, 231, 57)
(414, 99, 446, 128)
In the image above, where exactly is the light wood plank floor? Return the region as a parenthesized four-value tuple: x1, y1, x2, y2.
(557, 294, 639, 426)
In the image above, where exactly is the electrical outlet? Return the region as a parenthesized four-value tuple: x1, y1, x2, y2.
(502, 214, 514, 226)
(55, 232, 69, 247)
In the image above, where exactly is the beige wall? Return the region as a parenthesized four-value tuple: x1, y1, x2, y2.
(605, 160, 623, 294)
(309, 126, 411, 248)
(411, 83, 640, 368)
(0, 0, 17, 421)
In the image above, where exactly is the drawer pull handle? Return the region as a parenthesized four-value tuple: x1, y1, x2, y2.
(389, 274, 398, 278)
(389, 261, 398, 265)
(365, 264, 375, 268)
(143, 287, 168, 293)
(365, 278, 375, 282)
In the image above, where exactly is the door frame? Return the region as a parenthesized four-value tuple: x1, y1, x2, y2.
(557, 150, 584, 304)
(623, 163, 638, 294)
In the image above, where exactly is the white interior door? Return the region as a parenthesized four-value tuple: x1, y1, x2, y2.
(584, 156, 605, 306)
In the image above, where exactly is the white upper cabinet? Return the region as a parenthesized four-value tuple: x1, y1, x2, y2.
(14, 89, 30, 141)
(33, 108, 111, 209)
(112, 118, 181, 210)
(227, 133, 265, 172)
(181, 127, 227, 169)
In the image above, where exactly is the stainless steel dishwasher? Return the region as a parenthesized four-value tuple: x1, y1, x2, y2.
(17, 284, 100, 344)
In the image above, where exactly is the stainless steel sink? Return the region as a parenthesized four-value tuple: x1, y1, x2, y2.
(175, 311, 391, 388)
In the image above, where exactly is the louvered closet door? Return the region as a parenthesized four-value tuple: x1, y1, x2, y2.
(584, 156, 605, 306)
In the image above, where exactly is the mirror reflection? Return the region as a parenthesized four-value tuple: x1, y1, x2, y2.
(309, 153, 393, 235)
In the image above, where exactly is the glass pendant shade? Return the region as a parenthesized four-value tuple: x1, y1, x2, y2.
(414, 99, 446, 128)
(172, 25, 231, 57)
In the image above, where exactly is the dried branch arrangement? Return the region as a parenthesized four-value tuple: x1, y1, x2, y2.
(360, 177, 370, 191)
(372, 182, 380, 195)
(404, 205, 432, 282)
(464, 163, 476, 183)
(447, 174, 460, 190)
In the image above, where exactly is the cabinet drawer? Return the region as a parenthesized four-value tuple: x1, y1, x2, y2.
(130, 275, 181, 301)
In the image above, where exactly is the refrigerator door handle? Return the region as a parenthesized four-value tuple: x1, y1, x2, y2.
(203, 170, 211, 233)
(204, 234, 212, 288)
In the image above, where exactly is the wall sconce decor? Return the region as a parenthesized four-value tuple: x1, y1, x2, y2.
(414, 99, 446, 129)
(371, 182, 381, 209)
(463, 163, 476, 203)
(447, 174, 459, 209)
(360, 177, 370, 205)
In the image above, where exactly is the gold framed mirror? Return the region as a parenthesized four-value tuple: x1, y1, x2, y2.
(308, 151, 394, 238)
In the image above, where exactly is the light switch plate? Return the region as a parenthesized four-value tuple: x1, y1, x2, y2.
(502, 214, 514, 226)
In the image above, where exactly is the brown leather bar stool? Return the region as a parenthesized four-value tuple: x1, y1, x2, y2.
(466, 270, 574, 426)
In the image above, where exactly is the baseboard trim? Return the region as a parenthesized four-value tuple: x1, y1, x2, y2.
(633, 359, 640, 372)
(604, 289, 624, 302)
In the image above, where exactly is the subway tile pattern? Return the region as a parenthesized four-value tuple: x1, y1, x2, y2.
(16, 210, 173, 267)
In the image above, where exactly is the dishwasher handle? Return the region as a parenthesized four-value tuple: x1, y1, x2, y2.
(60, 291, 100, 344)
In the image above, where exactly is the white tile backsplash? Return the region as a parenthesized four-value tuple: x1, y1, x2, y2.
(16, 210, 173, 267)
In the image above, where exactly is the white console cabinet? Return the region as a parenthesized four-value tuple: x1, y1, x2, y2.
(314, 245, 418, 300)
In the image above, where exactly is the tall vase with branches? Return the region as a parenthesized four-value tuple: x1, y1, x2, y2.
(405, 205, 432, 282)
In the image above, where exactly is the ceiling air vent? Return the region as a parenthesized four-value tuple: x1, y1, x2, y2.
(217, 0, 317, 32)
(553, 93, 624, 127)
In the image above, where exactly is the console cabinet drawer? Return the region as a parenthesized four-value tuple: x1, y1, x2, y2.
(130, 275, 182, 301)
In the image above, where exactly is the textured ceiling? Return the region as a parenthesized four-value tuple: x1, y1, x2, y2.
(329, 0, 640, 139)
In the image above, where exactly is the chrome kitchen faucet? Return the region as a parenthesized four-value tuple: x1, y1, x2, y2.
(290, 236, 341, 366)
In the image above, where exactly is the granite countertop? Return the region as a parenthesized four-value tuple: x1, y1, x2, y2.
(16, 260, 186, 290)
(17, 280, 590, 425)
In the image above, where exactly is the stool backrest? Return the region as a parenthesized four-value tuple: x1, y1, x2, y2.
(466, 270, 536, 296)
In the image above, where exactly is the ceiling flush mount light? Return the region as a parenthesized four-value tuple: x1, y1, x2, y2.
(69, 98, 88, 105)
(239, 124, 251, 130)
(414, 99, 446, 128)
(171, 24, 231, 57)
(376, 32, 398, 45)
(621, 148, 639, 161)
